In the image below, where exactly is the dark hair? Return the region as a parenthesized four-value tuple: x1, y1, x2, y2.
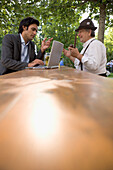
(91, 30, 95, 37)
(18, 17, 39, 34)
(85, 29, 95, 37)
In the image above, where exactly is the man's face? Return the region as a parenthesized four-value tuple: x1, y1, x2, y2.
(22, 24, 38, 43)
(78, 29, 91, 43)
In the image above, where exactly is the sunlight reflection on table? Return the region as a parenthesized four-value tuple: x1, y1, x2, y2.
(28, 94, 61, 144)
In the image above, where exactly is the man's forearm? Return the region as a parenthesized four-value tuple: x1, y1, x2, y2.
(1, 57, 28, 70)
(36, 49, 45, 60)
(69, 56, 76, 63)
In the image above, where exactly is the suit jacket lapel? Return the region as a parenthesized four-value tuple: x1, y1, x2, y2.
(16, 34, 21, 60)
(28, 42, 31, 62)
(29, 41, 35, 62)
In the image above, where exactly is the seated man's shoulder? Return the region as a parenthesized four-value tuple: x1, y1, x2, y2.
(3, 34, 20, 45)
(94, 39, 104, 45)
(3, 34, 19, 41)
(92, 39, 105, 48)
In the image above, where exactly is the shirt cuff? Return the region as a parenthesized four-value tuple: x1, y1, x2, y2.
(74, 58, 80, 67)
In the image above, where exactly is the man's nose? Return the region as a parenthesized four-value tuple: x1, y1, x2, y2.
(34, 30, 37, 35)
(78, 33, 80, 37)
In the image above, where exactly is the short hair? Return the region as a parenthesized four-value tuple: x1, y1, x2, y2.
(85, 29, 95, 37)
(18, 17, 39, 34)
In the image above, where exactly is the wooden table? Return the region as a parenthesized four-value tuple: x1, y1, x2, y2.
(0, 66, 113, 170)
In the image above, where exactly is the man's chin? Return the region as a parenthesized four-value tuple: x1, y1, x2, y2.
(80, 39, 84, 43)
(30, 36, 35, 40)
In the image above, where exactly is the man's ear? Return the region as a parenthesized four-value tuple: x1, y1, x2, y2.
(22, 26, 27, 31)
(89, 29, 92, 36)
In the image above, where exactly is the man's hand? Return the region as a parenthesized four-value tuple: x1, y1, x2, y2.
(63, 48, 71, 59)
(28, 59, 44, 67)
(41, 37, 53, 53)
(68, 47, 82, 61)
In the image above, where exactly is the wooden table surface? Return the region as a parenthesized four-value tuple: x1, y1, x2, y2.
(0, 66, 113, 170)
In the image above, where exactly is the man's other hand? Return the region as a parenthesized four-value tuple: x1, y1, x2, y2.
(41, 37, 53, 53)
(28, 59, 44, 67)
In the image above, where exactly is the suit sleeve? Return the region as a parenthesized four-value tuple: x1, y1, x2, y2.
(36, 49, 45, 60)
(28, 42, 45, 62)
(1, 34, 28, 71)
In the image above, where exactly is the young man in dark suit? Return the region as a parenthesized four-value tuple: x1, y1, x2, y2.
(0, 17, 53, 75)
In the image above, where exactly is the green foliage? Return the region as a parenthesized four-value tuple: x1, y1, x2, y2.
(108, 73, 113, 78)
(0, 0, 41, 36)
(0, 36, 3, 59)
(104, 28, 113, 62)
(0, 0, 113, 36)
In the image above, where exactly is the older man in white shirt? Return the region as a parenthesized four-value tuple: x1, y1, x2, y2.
(63, 18, 107, 77)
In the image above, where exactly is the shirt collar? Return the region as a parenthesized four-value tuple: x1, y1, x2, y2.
(83, 37, 95, 48)
(20, 33, 30, 46)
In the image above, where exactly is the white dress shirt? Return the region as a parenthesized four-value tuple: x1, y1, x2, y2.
(74, 38, 107, 74)
(20, 34, 30, 63)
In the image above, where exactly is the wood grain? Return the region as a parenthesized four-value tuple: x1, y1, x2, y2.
(0, 67, 113, 170)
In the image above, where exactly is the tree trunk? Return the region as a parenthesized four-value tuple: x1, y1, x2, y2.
(98, 3, 106, 43)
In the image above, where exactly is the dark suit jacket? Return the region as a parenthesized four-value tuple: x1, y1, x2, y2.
(0, 34, 44, 75)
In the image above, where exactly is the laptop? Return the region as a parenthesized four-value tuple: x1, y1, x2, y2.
(26, 40, 64, 69)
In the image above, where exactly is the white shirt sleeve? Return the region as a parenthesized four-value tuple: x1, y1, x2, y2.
(35, 44, 38, 55)
(74, 58, 80, 69)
